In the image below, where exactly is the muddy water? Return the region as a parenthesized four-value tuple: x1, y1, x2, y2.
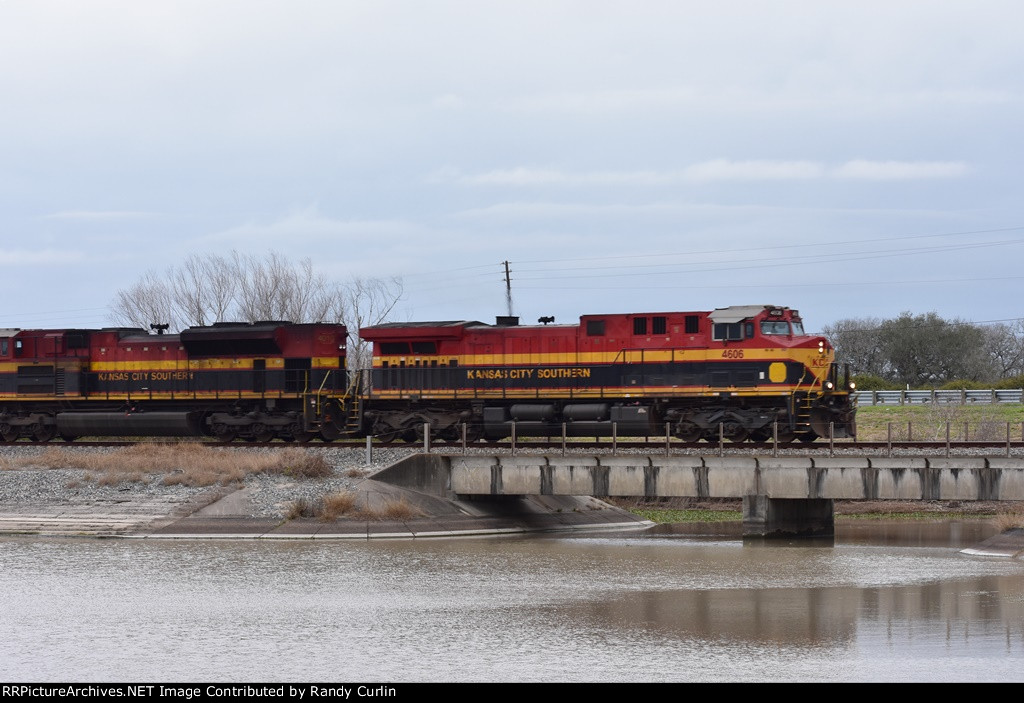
(1, 521, 1022, 682)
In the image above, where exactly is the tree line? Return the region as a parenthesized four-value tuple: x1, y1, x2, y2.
(823, 312, 1024, 389)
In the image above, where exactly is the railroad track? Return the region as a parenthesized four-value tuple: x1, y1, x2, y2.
(5, 438, 1024, 453)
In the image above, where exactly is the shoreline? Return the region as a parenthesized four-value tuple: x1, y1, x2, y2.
(1, 444, 1022, 554)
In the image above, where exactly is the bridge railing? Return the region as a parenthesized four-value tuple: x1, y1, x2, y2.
(853, 389, 1023, 405)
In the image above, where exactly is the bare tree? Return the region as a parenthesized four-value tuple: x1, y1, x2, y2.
(984, 322, 1024, 379)
(108, 252, 404, 355)
(341, 276, 405, 373)
(170, 254, 236, 326)
(109, 271, 180, 331)
(822, 317, 886, 377)
(232, 251, 289, 322)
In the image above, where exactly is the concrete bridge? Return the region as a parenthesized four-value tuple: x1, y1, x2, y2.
(374, 453, 1024, 537)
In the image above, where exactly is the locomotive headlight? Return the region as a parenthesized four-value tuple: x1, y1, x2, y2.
(825, 381, 834, 389)
(848, 381, 857, 390)
(818, 341, 825, 353)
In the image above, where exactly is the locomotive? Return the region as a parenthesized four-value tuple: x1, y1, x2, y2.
(359, 304, 856, 443)
(0, 321, 349, 443)
(0, 304, 856, 443)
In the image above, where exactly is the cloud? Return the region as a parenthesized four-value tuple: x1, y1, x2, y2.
(196, 207, 441, 276)
(43, 210, 156, 221)
(206, 207, 420, 242)
(453, 168, 674, 187)
(832, 160, 970, 180)
(431, 93, 467, 110)
(683, 160, 823, 182)
(0, 248, 85, 265)
(452, 201, 740, 219)
(440, 159, 971, 187)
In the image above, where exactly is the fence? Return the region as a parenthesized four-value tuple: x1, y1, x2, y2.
(853, 389, 1023, 405)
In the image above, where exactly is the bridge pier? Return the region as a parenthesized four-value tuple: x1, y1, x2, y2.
(742, 496, 834, 538)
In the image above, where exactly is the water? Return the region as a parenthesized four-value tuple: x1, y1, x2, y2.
(1, 522, 1022, 682)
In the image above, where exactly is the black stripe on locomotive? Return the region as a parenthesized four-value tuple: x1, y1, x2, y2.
(370, 360, 811, 393)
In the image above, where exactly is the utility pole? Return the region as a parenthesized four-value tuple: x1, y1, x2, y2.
(503, 260, 513, 317)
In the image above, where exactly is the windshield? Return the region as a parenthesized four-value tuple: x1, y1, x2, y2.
(760, 321, 790, 336)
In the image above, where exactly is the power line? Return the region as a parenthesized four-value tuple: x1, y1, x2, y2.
(511, 225, 1024, 267)
(511, 239, 1024, 282)
(516, 274, 1024, 291)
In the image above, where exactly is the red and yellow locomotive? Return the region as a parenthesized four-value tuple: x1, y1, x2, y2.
(359, 304, 856, 442)
(0, 322, 348, 442)
(0, 304, 855, 443)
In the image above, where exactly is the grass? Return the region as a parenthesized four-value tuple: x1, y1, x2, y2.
(608, 497, 742, 523)
(319, 491, 358, 521)
(837, 510, 997, 521)
(629, 507, 742, 523)
(854, 404, 1024, 442)
(994, 508, 1024, 532)
(373, 497, 421, 520)
(609, 495, 1024, 532)
(2, 442, 333, 487)
(623, 504, 1022, 527)
(284, 491, 424, 522)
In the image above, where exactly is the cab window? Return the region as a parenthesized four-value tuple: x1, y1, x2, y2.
(760, 321, 790, 335)
(713, 323, 745, 341)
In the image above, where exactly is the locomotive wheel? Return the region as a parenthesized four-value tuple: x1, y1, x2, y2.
(375, 430, 401, 444)
(215, 432, 237, 443)
(459, 424, 484, 443)
(291, 431, 315, 443)
(797, 431, 818, 443)
(254, 430, 276, 443)
(0, 426, 17, 442)
(748, 429, 771, 442)
(397, 420, 421, 443)
(319, 422, 343, 442)
(59, 433, 77, 443)
(673, 422, 701, 443)
(32, 426, 56, 443)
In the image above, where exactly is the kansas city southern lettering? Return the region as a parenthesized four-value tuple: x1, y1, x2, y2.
(97, 371, 195, 382)
(467, 367, 592, 380)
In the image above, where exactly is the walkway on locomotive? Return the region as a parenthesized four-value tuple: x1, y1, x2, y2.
(359, 305, 844, 401)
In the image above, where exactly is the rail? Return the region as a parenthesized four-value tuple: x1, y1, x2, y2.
(374, 419, 1024, 462)
(853, 389, 1023, 405)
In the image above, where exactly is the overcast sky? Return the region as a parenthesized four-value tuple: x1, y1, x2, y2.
(2, 1, 1022, 334)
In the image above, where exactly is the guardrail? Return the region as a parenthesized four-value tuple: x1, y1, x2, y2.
(853, 389, 1023, 405)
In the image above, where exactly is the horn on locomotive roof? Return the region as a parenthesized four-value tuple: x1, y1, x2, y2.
(150, 323, 169, 335)
(538, 316, 555, 325)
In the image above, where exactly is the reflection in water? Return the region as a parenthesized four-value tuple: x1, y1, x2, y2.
(1, 521, 1022, 682)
